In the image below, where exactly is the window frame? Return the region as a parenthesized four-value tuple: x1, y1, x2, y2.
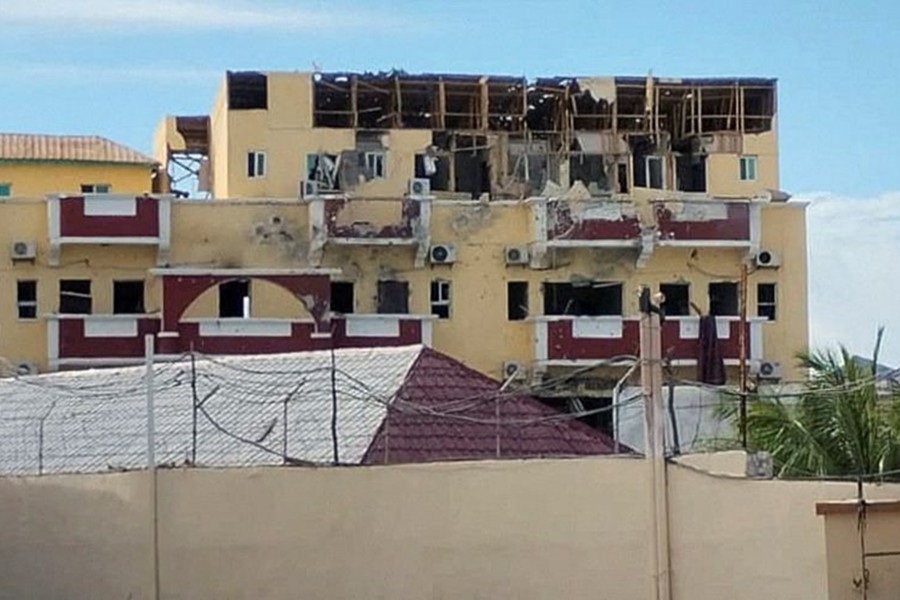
(739, 155, 758, 182)
(112, 280, 146, 315)
(757, 282, 777, 321)
(80, 183, 111, 194)
(247, 150, 267, 179)
(329, 281, 355, 314)
(507, 281, 529, 321)
(660, 283, 691, 317)
(59, 279, 92, 315)
(365, 150, 386, 179)
(377, 280, 410, 314)
(708, 281, 739, 317)
(218, 279, 251, 318)
(16, 280, 37, 320)
(430, 279, 451, 319)
(646, 155, 665, 190)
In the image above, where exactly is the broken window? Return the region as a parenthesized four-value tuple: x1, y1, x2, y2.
(219, 280, 250, 318)
(81, 184, 110, 194)
(507, 281, 528, 321)
(306, 153, 339, 190)
(660, 283, 690, 317)
(247, 151, 266, 179)
(757, 283, 776, 321)
(630, 136, 663, 189)
(569, 153, 610, 194)
(647, 156, 664, 189)
(228, 71, 267, 110)
(330, 282, 354, 314)
(675, 154, 706, 192)
(708, 282, 739, 316)
(454, 135, 491, 198)
(739, 155, 758, 181)
(17, 280, 37, 319)
(743, 86, 775, 133)
(113, 280, 145, 315)
(543, 282, 622, 316)
(59, 279, 91, 315)
(430, 280, 451, 319)
(377, 281, 409, 314)
(617, 163, 629, 193)
(415, 151, 450, 191)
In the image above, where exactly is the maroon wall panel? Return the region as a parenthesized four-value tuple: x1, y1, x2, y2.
(59, 196, 159, 238)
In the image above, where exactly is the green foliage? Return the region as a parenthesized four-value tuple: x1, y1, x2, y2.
(743, 343, 900, 479)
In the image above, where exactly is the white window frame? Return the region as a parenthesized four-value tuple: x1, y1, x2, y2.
(645, 155, 665, 190)
(81, 183, 111, 194)
(739, 155, 758, 182)
(430, 279, 451, 319)
(16, 280, 37, 320)
(757, 282, 776, 321)
(248, 150, 267, 179)
(365, 151, 386, 179)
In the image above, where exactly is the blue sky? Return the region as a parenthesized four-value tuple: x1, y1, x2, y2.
(2, 0, 899, 361)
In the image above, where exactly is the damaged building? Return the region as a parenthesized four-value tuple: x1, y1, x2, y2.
(0, 70, 806, 442)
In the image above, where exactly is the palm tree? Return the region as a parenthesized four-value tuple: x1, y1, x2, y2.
(742, 331, 900, 479)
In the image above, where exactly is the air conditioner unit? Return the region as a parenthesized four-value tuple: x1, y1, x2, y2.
(408, 178, 431, 198)
(299, 180, 319, 200)
(10, 240, 36, 261)
(750, 360, 782, 380)
(755, 249, 781, 268)
(16, 362, 38, 376)
(428, 244, 456, 265)
(502, 361, 526, 381)
(504, 245, 530, 266)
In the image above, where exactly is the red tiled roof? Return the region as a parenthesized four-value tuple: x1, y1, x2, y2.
(362, 348, 619, 465)
(0, 133, 156, 165)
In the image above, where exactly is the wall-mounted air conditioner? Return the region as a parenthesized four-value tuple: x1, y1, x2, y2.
(408, 178, 431, 198)
(10, 240, 36, 261)
(504, 245, 530, 266)
(502, 361, 527, 381)
(750, 360, 782, 380)
(429, 244, 456, 265)
(16, 362, 38, 376)
(755, 249, 781, 268)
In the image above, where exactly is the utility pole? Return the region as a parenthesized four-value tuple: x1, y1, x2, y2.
(639, 287, 671, 600)
(738, 262, 749, 448)
(144, 334, 161, 600)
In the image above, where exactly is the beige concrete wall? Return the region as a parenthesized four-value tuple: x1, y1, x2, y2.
(1, 456, 898, 600)
(0, 194, 808, 378)
(821, 504, 900, 600)
(0, 162, 152, 197)
(0, 471, 154, 600)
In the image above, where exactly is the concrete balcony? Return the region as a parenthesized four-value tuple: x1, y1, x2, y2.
(652, 198, 759, 248)
(47, 194, 172, 265)
(46, 312, 434, 370)
(533, 314, 764, 366)
(532, 197, 642, 249)
(307, 195, 432, 264)
(47, 314, 161, 369)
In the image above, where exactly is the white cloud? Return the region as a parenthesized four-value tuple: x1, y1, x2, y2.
(803, 191, 900, 365)
(0, 0, 408, 32)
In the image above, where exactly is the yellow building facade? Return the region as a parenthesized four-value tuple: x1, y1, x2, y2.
(0, 72, 808, 404)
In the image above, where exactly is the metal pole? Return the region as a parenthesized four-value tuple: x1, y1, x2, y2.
(739, 262, 749, 448)
(144, 334, 160, 600)
(640, 302, 671, 600)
